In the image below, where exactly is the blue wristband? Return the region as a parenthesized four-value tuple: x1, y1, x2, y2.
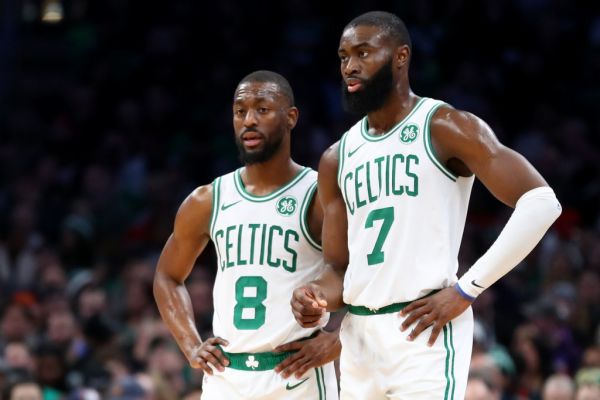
(454, 283, 476, 302)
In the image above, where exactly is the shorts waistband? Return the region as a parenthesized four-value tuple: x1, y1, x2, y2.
(347, 290, 440, 316)
(219, 331, 319, 371)
(221, 349, 293, 371)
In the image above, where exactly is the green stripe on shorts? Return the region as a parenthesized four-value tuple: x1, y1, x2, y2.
(315, 367, 323, 399)
(443, 322, 456, 400)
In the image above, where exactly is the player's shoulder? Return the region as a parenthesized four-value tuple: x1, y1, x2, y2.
(190, 170, 237, 201)
(431, 104, 491, 142)
(172, 181, 220, 237)
(319, 140, 341, 168)
(189, 183, 214, 205)
(176, 183, 214, 227)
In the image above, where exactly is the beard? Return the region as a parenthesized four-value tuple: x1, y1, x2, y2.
(235, 130, 284, 165)
(342, 58, 394, 115)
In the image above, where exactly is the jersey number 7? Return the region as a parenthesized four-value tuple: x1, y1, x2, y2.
(365, 207, 395, 266)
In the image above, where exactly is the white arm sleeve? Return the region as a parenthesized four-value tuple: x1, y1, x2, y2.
(456, 186, 562, 300)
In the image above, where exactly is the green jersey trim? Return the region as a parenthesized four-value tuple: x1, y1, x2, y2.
(360, 97, 427, 142)
(209, 177, 221, 238)
(337, 135, 348, 188)
(443, 321, 456, 400)
(424, 103, 459, 182)
(234, 167, 310, 202)
(299, 181, 321, 251)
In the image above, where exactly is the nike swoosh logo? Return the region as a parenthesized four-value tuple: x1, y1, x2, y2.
(286, 377, 309, 390)
(347, 142, 366, 158)
(471, 280, 485, 289)
(221, 200, 242, 211)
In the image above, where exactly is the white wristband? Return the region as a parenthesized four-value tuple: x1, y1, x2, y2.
(456, 186, 561, 299)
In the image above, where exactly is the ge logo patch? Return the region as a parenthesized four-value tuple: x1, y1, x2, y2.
(400, 124, 419, 144)
(276, 196, 297, 216)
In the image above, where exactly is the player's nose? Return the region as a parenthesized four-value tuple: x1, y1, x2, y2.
(343, 55, 361, 76)
(243, 109, 259, 127)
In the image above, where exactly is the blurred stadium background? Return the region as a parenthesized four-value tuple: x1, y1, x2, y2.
(0, 0, 599, 399)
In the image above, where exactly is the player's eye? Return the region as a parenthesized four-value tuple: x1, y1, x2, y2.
(339, 55, 348, 63)
(358, 51, 369, 58)
(258, 107, 269, 113)
(234, 109, 245, 116)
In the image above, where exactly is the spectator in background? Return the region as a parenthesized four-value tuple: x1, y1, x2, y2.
(3, 342, 35, 376)
(576, 385, 600, 400)
(575, 368, 600, 400)
(542, 374, 575, 400)
(581, 347, 600, 369)
(512, 323, 552, 398)
(66, 387, 101, 400)
(45, 309, 87, 367)
(0, 304, 37, 350)
(469, 352, 513, 399)
(0, 202, 43, 293)
(106, 376, 148, 400)
(465, 371, 501, 400)
(34, 344, 68, 397)
(146, 340, 186, 399)
(3, 379, 43, 400)
(73, 285, 108, 321)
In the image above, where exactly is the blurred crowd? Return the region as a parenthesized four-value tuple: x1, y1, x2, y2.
(0, 0, 598, 399)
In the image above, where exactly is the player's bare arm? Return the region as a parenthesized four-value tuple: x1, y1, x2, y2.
(401, 107, 561, 345)
(431, 106, 548, 204)
(305, 183, 324, 244)
(292, 142, 347, 328)
(275, 183, 341, 378)
(153, 184, 230, 374)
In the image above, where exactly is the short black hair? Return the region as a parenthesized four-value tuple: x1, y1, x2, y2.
(237, 70, 295, 106)
(345, 11, 412, 50)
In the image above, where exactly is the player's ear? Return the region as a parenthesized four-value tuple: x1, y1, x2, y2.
(287, 106, 299, 130)
(395, 45, 410, 69)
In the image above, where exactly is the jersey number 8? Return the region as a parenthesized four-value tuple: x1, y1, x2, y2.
(234, 276, 267, 329)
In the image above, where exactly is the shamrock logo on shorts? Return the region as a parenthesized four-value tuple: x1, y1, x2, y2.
(246, 355, 259, 369)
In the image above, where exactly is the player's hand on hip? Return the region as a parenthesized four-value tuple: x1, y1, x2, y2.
(291, 284, 328, 328)
(187, 337, 230, 374)
(274, 330, 340, 379)
(399, 287, 472, 346)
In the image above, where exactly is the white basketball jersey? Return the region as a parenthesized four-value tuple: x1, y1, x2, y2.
(337, 97, 474, 309)
(209, 167, 328, 353)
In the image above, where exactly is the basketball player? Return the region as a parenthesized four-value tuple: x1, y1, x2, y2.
(291, 11, 562, 399)
(154, 71, 339, 399)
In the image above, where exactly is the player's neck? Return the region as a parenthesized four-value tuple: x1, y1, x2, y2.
(366, 87, 418, 135)
(241, 151, 302, 197)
